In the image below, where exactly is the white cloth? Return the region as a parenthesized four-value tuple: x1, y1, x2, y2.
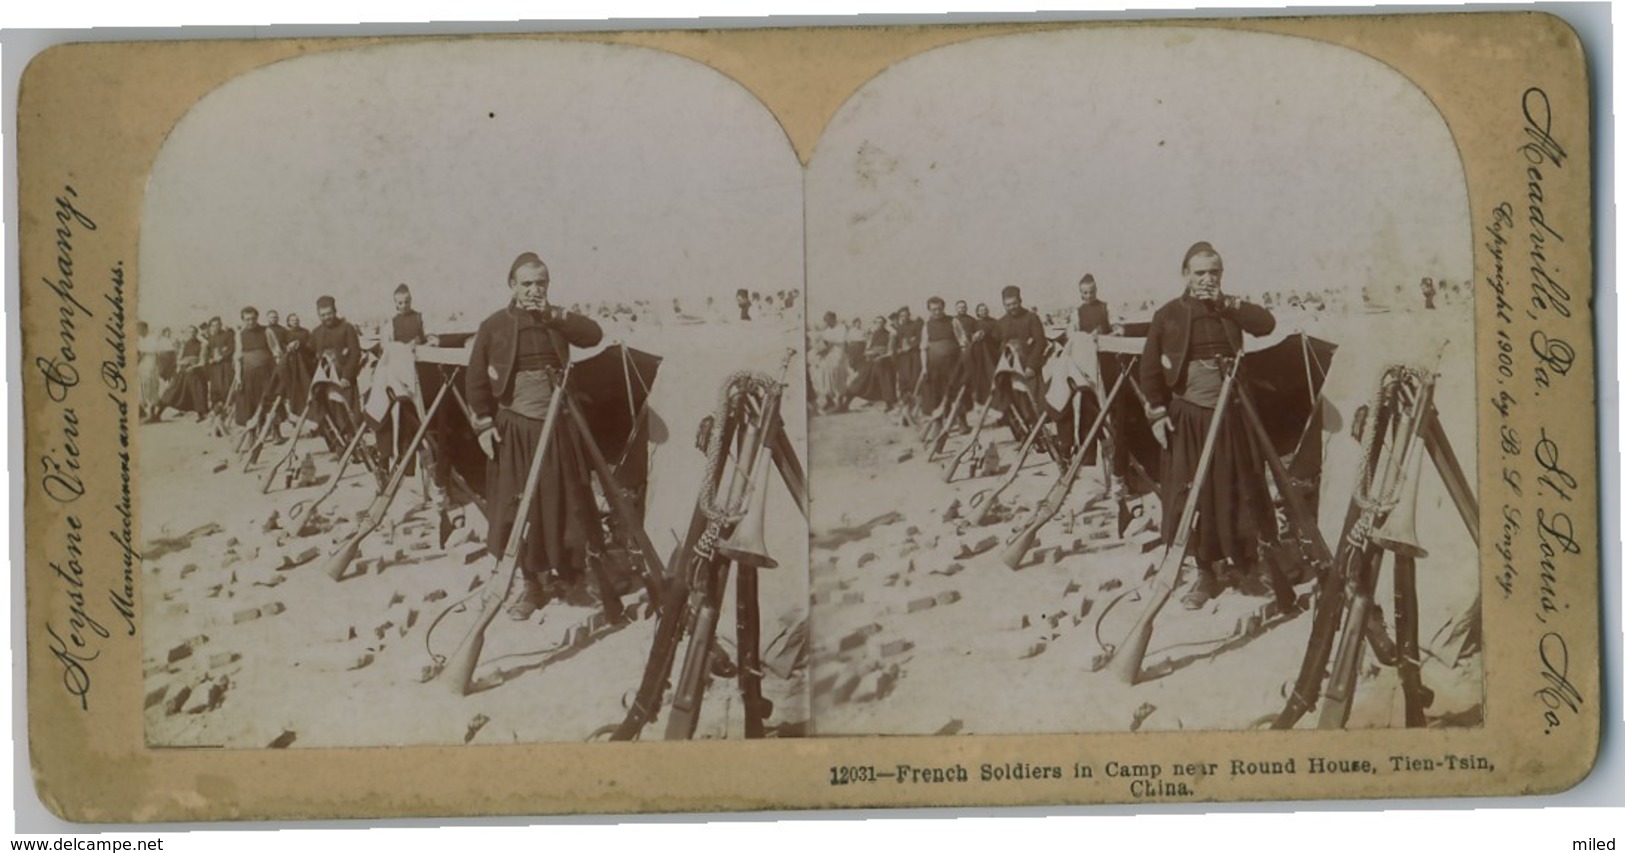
(364, 341, 419, 422)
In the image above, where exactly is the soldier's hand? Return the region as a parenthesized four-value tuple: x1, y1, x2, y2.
(1151, 416, 1174, 449)
(478, 428, 501, 460)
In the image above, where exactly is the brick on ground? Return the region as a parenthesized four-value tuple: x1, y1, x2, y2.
(879, 638, 913, 657)
(957, 535, 999, 558)
(164, 685, 193, 716)
(280, 546, 321, 570)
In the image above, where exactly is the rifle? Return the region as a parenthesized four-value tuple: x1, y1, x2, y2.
(1108, 354, 1242, 684)
(286, 396, 399, 537)
(609, 439, 732, 739)
(998, 362, 1133, 569)
(317, 368, 459, 581)
(925, 370, 972, 457)
(964, 405, 1054, 526)
(665, 358, 791, 740)
(560, 391, 668, 604)
(942, 390, 997, 482)
(208, 375, 241, 439)
(1317, 362, 1438, 728)
(432, 364, 569, 695)
(260, 379, 322, 494)
(239, 389, 287, 470)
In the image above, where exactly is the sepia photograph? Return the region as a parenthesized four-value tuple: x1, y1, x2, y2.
(804, 26, 1481, 736)
(134, 38, 811, 747)
(12, 10, 1601, 822)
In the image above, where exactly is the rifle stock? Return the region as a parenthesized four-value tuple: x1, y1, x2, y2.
(261, 380, 322, 494)
(287, 410, 378, 535)
(927, 385, 969, 458)
(966, 407, 1053, 526)
(319, 370, 458, 582)
(998, 365, 1132, 568)
(943, 395, 997, 483)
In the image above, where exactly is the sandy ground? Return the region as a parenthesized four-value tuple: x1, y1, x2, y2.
(139, 316, 811, 748)
(806, 306, 1483, 736)
(137, 306, 1482, 746)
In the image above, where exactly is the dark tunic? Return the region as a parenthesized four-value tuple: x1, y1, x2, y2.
(156, 341, 177, 383)
(846, 327, 896, 406)
(468, 305, 603, 585)
(392, 310, 426, 344)
(1076, 300, 1112, 334)
(279, 327, 314, 415)
(206, 328, 236, 407)
(921, 315, 962, 413)
(1140, 294, 1277, 568)
(891, 317, 923, 401)
(966, 316, 998, 404)
(309, 318, 362, 437)
(159, 339, 208, 415)
(994, 307, 1048, 423)
(235, 325, 278, 425)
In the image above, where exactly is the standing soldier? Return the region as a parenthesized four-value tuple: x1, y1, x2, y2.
(919, 296, 963, 424)
(1075, 274, 1119, 335)
(204, 316, 236, 411)
(309, 295, 364, 448)
(891, 305, 923, 411)
(392, 283, 428, 344)
(1073, 273, 1127, 496)
(993, 285, 1048, 441)
(233, 306, 282, 427)
(1141, 242, 1277, 609)
(280, 313, 314, 417)
(468, 251, 604, 620)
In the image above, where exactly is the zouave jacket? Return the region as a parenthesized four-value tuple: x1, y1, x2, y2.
(1139, 293, 1275, 417)
(466, 303, 603, 434)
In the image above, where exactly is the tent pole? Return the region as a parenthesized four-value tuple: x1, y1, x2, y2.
(1421, 406, 1479, 545)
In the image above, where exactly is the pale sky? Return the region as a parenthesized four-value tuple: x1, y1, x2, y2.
(806, 27, 1472, 319)
(140, 39, 804, 328)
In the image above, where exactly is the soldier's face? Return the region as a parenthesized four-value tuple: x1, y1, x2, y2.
(1185, 253, 1224, 301)
(317, 304, 336, 325)
(510, 262, 550, 310)
(1002, 294, 1021, 314)
(265, 311, 279, 326)
(928, 302, 945, 318)
(954, 301, 968, 316)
